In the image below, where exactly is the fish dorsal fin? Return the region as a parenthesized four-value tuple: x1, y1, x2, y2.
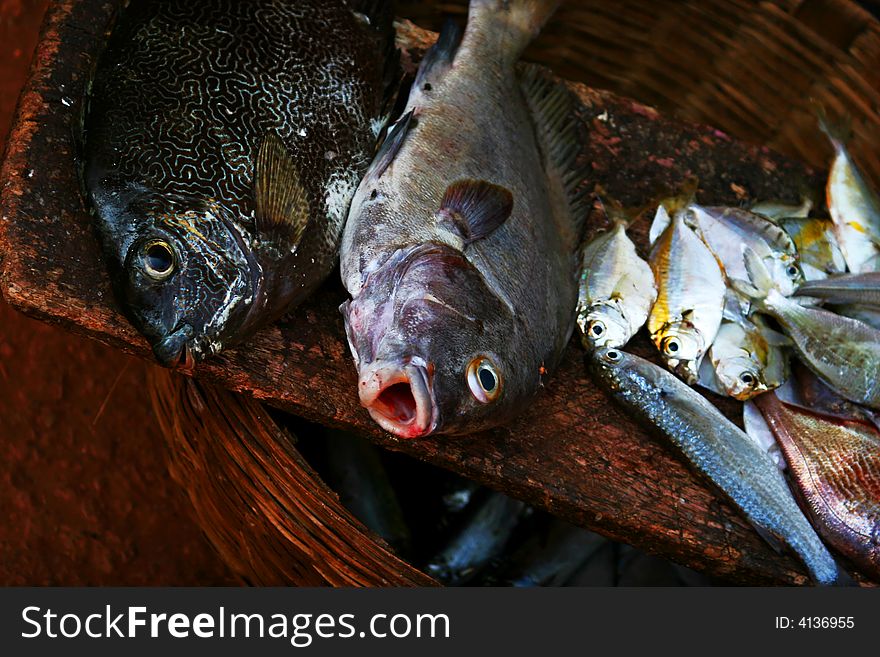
(649, 204, 673, 246)
(253, 131, 310, 246)
(370, 110, 414, 180)
(437, 179, 513, 244)
(414, 19, 462, 91)
(518, 64, 590, 233)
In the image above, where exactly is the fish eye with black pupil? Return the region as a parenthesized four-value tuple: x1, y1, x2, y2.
(662, 337, 681, 356)
(740, 371, 756, 385)
(589, 320, 605, 338)
(142, 240, 176, 281)
(467, 356, 501, 404)
(787, 264, 799, 278)
(604, 349, 621, 363)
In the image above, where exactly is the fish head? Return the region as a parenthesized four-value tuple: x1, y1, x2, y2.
(104, 193, 261, 367)
(713, 353, 768, 400)
(652, 321, 706, 384)
(342, 244, 518, 438)
(577, 303, 630, 350)
(588, 346, 634, 391)
(772, 254, 805, 296)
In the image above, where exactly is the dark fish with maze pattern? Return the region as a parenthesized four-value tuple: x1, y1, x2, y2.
(83, 0, 395, 366)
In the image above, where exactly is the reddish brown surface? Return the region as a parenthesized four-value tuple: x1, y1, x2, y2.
(0, 0, 233, 585)
(0, 2, 867, 585)
(151, 369, 436, 586)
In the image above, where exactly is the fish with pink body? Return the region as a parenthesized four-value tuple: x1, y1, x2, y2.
(339, 0, 586, 438)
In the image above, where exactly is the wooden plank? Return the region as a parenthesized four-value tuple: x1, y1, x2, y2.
(0, 0, 846, 585)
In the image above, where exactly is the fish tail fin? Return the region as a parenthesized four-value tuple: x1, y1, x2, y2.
(468, 0, 562, 61)
(592, 187, 630, 230)
(813, 100, 852, 151)
(647, 178, 700, 244)
(659, 177, 700, 215)
(519, 64, 590, 236)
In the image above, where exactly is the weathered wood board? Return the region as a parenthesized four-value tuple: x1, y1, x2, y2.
(1, 0, 851, 585)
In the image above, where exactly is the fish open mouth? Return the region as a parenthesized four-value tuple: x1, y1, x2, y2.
(358, 361, 436, 438)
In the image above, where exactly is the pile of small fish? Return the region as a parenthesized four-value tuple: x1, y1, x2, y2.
(578, 116, 880, 585)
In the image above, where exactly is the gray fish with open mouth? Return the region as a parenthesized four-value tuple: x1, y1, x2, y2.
(588, 347, 840, 585)
(83, 0, 396, 367)
(340, 0, 586, 438)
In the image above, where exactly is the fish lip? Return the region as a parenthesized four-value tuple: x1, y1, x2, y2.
(671, 358, 700, 385)
(152, 324, 195, 369)
(358, 361, 437, 439)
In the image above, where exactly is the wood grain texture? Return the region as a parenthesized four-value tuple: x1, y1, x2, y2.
(1, 0, 866, 585)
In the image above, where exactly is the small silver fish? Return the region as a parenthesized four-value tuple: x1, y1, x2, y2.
(576, 204, 656, 350)
(775, 217, 846, 281)
(820, 114, 880, 273)
(738, 247, 880, 410)
(683, 204, 803, 298)
(795, 272, 880, 306)
(648, 206, 726, 383)
(588, 347, 839, 585)
(704, 318, 789, 401)
(751, 197, 813, 221)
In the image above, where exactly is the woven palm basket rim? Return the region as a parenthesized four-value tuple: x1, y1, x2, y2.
(397, 0, 880, 188)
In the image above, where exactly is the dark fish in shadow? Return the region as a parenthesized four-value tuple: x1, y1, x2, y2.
(83, 0, 397, 367)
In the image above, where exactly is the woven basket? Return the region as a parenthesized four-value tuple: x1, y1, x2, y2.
(151, 0, 880, 586)
(398, 0, 880, 186)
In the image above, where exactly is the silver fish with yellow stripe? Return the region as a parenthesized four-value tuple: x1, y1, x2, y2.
(651, 202, 804, 300)
(576, 206, 656, 350)
(648, 206, 725, 383)
(819, 114, 880, 273)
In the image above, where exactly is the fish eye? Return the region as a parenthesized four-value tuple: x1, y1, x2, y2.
(662, 337, 681, 356)
(589, 320, 606, 338)
(786, 264, 800, 279)
(467, 356, 502, 404)
(604, 349, 621, 363)
(142, 240, 176, 281)
(739, 371, 757, 386)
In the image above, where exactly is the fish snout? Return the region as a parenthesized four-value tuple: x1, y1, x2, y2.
(672, 358, 700, 385)
(358, 361, 436, 439)
(152, 324, 195, 370)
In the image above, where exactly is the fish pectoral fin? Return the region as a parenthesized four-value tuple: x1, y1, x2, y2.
(437, 179, 514, 243)
(253, 131, 310, 247)
(369, 109, 414, 180)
